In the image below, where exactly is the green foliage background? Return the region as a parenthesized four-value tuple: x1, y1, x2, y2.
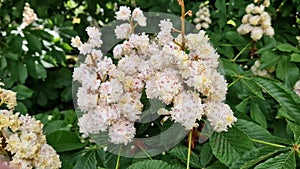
(0, 0, 300, 168)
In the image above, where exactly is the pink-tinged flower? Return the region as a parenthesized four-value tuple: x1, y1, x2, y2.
(204, 101, 237, 132)
(108, 120, 136, 145)
(115, 23, 131, 39)
(115, 6, 131, 21)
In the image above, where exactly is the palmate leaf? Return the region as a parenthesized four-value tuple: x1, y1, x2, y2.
(241, 78, 264, 100)
(235, 119, 289, 145)
(254, 151, 296, 169)
(127, 160, 173, 169)
(73, 150, 97, 169)
(231, 146, 286, 169)
(209, 126, 255, 167)
(287, 120, 300, 144)
(252, 76, 300, 124)
(168, 146, 201, 168)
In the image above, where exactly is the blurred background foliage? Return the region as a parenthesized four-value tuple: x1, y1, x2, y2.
(0, 0, 300, 168)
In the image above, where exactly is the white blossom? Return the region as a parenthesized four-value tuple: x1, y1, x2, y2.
(115, 6, 131, 21)
(204, 101, 237, 132)
(108, 120, 136, 145)
(115, 23, 131, 39)
(170, 91, 204, 130)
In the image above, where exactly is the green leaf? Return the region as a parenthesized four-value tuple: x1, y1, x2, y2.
(250, 102, 267, 129)
(276, 43, 298, 53)
(224, 31, 246, 47)
(25, 33, 42, 51)
(254, 152, 296, 169)
(241, 78, 264, 100)
(252, 77, 300, 124)
(209, 126, 255, 166)
(287, 120, 300, 144)
(46, 130, 87, 152)
(26, 60, 47, 79)
(73, 150, 97, 169)
(4, 52, 19, 61)
(290, 53, 300, 62)
(206, 161, 228, 169)
(168, 146, 201, 168)
(276, 56, 299, 87)
(17, 62, 28, 84)
(260, 51, 280, 69)
(231, 146, 286, 169)
(218, 58, 243, 76)
(44, 120, 70, 135)
(215, 0, 226, 14)
(235, 119, 289, 145)
(14, 101, 28, 114)
(200, 142, 213, 167)
(127, 160, 173, 169)
(12, 85, 33, 100)
(0, 55, 7, 69)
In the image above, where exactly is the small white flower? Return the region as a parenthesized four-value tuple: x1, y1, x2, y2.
(115, 6, 131, 21)
(114, 23, 131, 39)
(251, 26, 263, 41)
(108, 120, 136, 145)
(132, 7, 147, 26)
(71, 36, 82, 48)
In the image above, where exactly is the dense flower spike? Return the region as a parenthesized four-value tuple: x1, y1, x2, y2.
(237, 0, 274, 41)
(0, 85, 61, 169)
(193, 2, 211, 30)
(72, 6, 236, 145)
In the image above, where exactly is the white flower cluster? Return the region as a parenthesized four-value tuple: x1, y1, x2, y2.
(0, 86, 61, 169)
(72, 6, 236, 145)
(237, 0, 274, 41)
(193, 3, 211, 30)
(294, 79, 300, 97)
(114, 6, 147, 39)
(21, 3, 38, 29)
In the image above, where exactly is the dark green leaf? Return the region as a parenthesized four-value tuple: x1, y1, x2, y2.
(14, 101, 28, 114)
(46, 130, 87, 152)
(276, 44, 298, 53)
(209, 126, 255, 166)
(12, 85, 33, 100)
(231, 146, 286, 169)
(200, 142, 213, 167)
(0, 55, 7, 69)
(4, 52, 19, 61)
(26, 33, 43, 51)
(287, 120, 300, 144)
(127, 160, 173, 169)
(235, 119, 289, 145)
(252, 77, 300, 124)
(215, 0, 226, 14)
(255, 152, 296, 169)
(290, 53, 300, 62)
(17, 62, 28, 83)
(44, 120, 70, 135)
(224, 31, 246, 47)
(250, 102, 267, 129)
(260, 51, 280, 69)
(73, 150, 97, 169)
(241, 78, 264, 100)
(168, 146, 201, 168)
(276, 56, 299, 87)
(206, 161, 228, 169)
